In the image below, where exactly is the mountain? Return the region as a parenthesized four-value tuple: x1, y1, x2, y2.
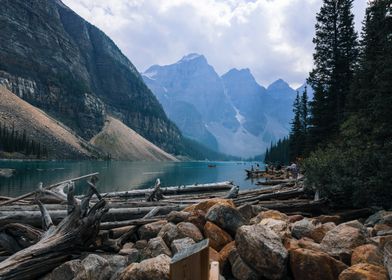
(143, 54, 296, 158)
(90, 116, 178, 161)
(0, 0, 182, 155)
(0, 86, 98, 159)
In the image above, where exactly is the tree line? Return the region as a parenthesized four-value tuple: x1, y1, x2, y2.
(0, 122, 48, 158)
(265, 0, 392, 208)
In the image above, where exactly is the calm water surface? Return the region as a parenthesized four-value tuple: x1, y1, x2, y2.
(0, 160, 265, 196)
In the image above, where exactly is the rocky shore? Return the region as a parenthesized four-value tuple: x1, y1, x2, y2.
(38, 198, 392, 280)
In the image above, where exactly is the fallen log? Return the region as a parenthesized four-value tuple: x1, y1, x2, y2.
(234, 187, 305, 205)
(255, 198, 328, 214)
(0, 181, 107, 279)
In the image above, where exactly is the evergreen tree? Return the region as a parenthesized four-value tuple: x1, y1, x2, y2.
(289, 92, 302, 161)
(308, 0, 358, 148)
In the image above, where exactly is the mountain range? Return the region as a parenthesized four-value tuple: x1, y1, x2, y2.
(143, 54, 311, 158)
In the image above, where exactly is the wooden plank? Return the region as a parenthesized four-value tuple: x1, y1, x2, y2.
(170, 239, 209, 280)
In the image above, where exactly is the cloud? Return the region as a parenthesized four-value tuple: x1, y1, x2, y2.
(62, 0, 368, 88)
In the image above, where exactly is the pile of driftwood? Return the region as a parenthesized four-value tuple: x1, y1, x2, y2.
(0, 172, 329, 279)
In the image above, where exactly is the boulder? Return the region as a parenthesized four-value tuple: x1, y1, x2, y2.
(384, 241, 392, 279)
(142, 237, 172, 259)
(291, 218, 317, 239)
(321, 220, 368, 264)
(158, 223, 179, 247)
(236, 224, 288, 280)
(81, 254, 111, 280)
(309, 222, 336, 243)
(315, 215, 341, 224)
(187, 210, 207, 232)
(167, 211, 191, 224)
(183, 198, 235, 213)
(118, 248, 140, 264)
(228, 249, 259, 280)
(283, 238, 300, 251)
(209, 247, 221, 263)
(134, 240, 148, 250)
(298, 237, 322, 252)
(119, 254, 171, 280)
(97, 254, 130, 274)
(170, 237, 195, 255)
(138, 220, 167, 240)
(42, 259, 87, 280)
(339, 263, 388, 280)
(288, 215, 304, 223)
(203, 221, 233, 251)
(365, 210, 391, 227)
(219, 241, 236, 270)
(119, 243, 134, 255)
(177, 222, 203, 242)
(237, 204, 255, 222)
(290, 248, 347, 280)
(370, 235, 392, 250)
(259, 218, 291, 240)
(351, 244, 383, 266)
(251, 210, 289, 224)
(206, 204, 246, 236)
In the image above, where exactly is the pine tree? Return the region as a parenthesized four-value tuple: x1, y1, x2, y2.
(289, 92, 302, 161)
(308, 0, 358, 148)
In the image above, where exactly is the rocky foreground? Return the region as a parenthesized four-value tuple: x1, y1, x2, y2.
(39, 198, 392, 280)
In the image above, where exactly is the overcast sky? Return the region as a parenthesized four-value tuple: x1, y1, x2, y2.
(62, 0, 368, 88)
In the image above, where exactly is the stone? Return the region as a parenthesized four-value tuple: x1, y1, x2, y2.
(170, 237, 195, 255)
(251, 210, 289, 224)
(142, 237, 172, 259)
(321, 220, 368, 264)
(206, 204, 246, 236)
(167, 211, 191, 224)
(259, 218, 291, 240)
(134, 240, 148, 250)
(236, 224, 288, 280)
(298, 237, 322, 252)
(291, 218, 317, 239)
(370, 235, 392, 250)
(290, 248, 348, 280)
(309, 222, 336, 243)
(183, 198, 235, 213)
(177, 222, 204, 242)
(283, 238, 300, 251)
(219, 241, 236, 270)
(119, 254, 171, 280)
(384, 241, 392, 279)
(351, 244, 383, 266)
(187, 210, 207, 232)
(81, 254, 111, 280)
(138, 220, 167, 240)
(338, 263, 388, 280)
(43, 259, 87, 280)
(288, 214, 304, 223)
(203, 221, 233, 251)
(237, 204, 254, 222)
(96, 254, 129, 274)
(228, 249, 259, 280)
(158, 223, 179, 247)
(315, 215, 341, 224)
(374, 224, 392, 235)
(119, 243, 134, 255)
(365, 210, 391, 227)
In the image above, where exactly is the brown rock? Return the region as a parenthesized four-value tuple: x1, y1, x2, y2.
(170, 237, 195, 255)
(203, 221, 232, 251)
(288, 215, 304, 223)
(283, 238, 300, 251)
(177, 222, 204, 242)
(321, 221, 368, 264)
(119, 254, 171, 280)
(370, 235, 392, 250)
(187, 210, 207, 232)
(291, 218, 318, 239)
(251, 210, 289, 224)
(119, 242, 135, 255)
(310, 222, 336, 243)
(338, 263, 388, 280)
(298, 237, 322, 252)
(158, 223, 178, 247)
(315, 215, 341, 224)
(351, 244, 383, 266)
(142, 237, 172, 259)
(259, 218, 291, 240)
(138, 220, 167, 240)
(290, 248, 347, 280)
(206, 204, 246, 236)
(237, 204, 255, 222)
(374, 223, 392, 234)
(167, 211, 191, 224)
(219, 241, 236, 270)
(42, 259, 87, 280)
(228, 248, 259, 280)
(236, 224, 288, 280)
(134, 240, 148, 250)
(384, 241, 392, 279)
(183, 198, 235, 213)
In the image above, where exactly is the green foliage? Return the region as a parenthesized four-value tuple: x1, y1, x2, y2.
(264, 137, 290, 165)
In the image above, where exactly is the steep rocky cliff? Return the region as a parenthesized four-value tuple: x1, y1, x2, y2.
(0, 0, 182, 154)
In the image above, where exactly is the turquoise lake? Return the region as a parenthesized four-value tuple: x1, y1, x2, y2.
(0, 160, 265, 197)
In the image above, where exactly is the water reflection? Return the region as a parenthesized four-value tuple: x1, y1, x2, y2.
(0, 160, 265, 197)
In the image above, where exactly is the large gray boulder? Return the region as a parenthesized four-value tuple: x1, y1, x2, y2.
(206, 204, 246, 236)
(228, 248, 259, 280)
(138, 220, 168, 240)
(158, 223, 179, 247)
(81, 254, 111, 280)
(40, 259, 87, 280)
(171, 237, 196, 255)
(291, 218, 317, 239)
(236, 224, 288, 280)
(142, 237, 172, 259)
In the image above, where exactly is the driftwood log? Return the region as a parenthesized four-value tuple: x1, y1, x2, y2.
(0, 182, 108, 279)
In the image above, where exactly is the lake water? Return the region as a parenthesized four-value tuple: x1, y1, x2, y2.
(0, 160, 265, 197)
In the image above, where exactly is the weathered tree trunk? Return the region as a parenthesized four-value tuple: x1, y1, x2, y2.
(0, 182, 108, 280)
